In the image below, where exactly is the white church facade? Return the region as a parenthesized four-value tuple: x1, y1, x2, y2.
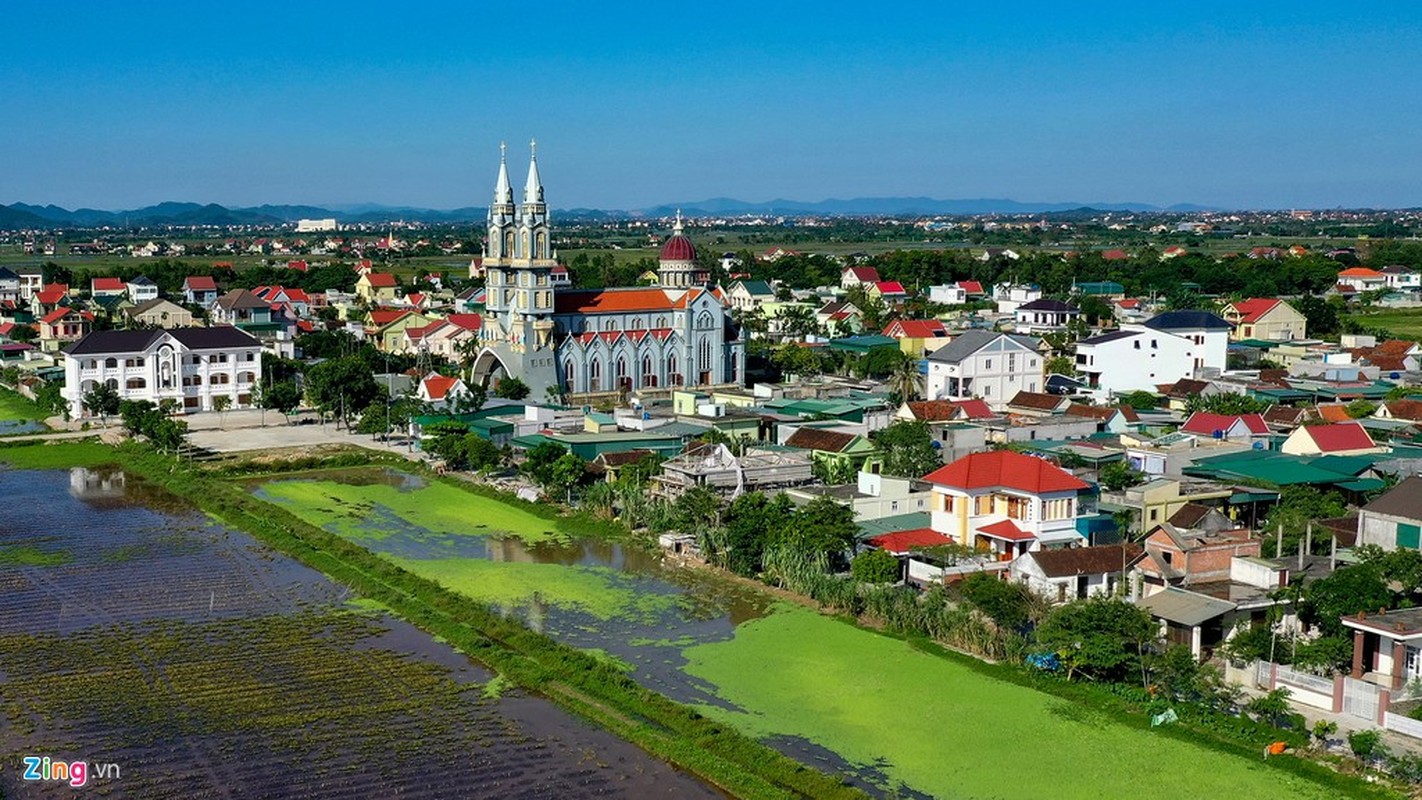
(472, 143, 743, 399)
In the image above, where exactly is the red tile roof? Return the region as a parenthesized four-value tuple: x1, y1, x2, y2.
(364, 272, 398, 288)
(868, 528, 953, 555)
(977, 519, 1035, 542)
(785, 427, 858, 453)
(1180, 412, 1269, 436)
(42, 307, 78, 324)
(1298, 422, 1375, 453)
(922, 450, 1088, 494)
(368, 309, 413, 327)
(555, 288, 675, 314)
(845, 266, 880, 282)
(1314, 404, 1352, 423)
(91, 277, 125, 291)
(36, 284, 69, 304)
(1228, 298, 1279, 324)
(184, 276, 218, 291)
(1338, 267, 1384, 278)
(443, 313, 483, 332)
(1384, 399, 1422, 422)
(957, 280, 984, 295)
(955, 399, 996, 419)
(873, 281, 907, 295)
(884, 319, 947, 339)
(1102, 249, 1129, 261)
(421, 374, 461, 401)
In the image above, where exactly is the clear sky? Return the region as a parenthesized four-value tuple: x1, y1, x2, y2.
(4, 2, 1419, 211)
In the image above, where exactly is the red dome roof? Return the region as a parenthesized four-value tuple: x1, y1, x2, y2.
(660, 233, 696, 262)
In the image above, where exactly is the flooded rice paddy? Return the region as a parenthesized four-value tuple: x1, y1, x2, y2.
(253, 468, 1358, 800)
(0, 467, 720, 799)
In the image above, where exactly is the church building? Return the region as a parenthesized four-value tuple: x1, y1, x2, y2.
(472, 143, 744, 400)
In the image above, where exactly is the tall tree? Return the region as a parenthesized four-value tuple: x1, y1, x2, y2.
(873, 420, 941, 478)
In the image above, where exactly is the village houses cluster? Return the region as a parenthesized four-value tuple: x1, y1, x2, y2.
(9, 160, 1422, 742)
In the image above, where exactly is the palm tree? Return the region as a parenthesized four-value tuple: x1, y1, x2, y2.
(888, 355, 922, 403)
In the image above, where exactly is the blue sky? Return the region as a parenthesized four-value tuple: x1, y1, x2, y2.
(4, 2, 1419, 210)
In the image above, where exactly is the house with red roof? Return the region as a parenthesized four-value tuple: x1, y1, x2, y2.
(1281, 422, 1381, 456)
(356, 272, 400, 304)
(1178, 412, 1270, 443)
(1220, 298, 1306, 341)
(417, 373, 469, 406)
(1161, 245, 1188, 260)
(286, 259, 309, 272)
(1101, 249, 1130, 261)
(922, 450, 1090, 560)
(38, 308, 93, 353)
(90, 276, 127, 298)
(30, 283, 70, 317)
(401, 313, 482, 358)
(881, 318, 949, 356)
(868, 281, 908, 303)
(183, 276, 220, 307)
(895, 398, 997, 424)
(840, 266, 880, 289)
(1337, 267, 1386, 293)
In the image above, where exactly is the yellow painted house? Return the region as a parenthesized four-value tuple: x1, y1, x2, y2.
(367, 309, 433, 352)
(356, 272, 400, 304)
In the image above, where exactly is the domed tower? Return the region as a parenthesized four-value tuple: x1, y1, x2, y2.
(657, 211, 704, 288)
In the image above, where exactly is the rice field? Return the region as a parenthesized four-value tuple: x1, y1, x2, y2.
(254, 468, 1372, 799)
(0, 466, 719, 799)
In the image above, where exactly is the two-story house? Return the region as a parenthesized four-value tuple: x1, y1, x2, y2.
(127, 276, 159, 304)
(183, 276, 220, 307)
(1221, 298, 1307, 341)
(62, 327, 263, 416)
(925, 330, 1043, 410)
(1013, 298, 1079, 334)
(355, 272, 400, 305)
(923, 449, 1089, 560)
(39, 308, 94, 353)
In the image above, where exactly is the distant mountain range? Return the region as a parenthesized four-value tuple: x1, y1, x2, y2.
(0, 196, 1226, 229)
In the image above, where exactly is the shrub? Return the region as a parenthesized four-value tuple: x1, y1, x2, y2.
(850, 549, 900, 584)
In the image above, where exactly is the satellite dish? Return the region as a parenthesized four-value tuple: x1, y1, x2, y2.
(1253, 441, 1265, 450)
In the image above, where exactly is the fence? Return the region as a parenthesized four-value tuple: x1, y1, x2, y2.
(1254, 660, 1272, 689)
(1274, 665, 1336, 711)
(1384, 712, 1422, 739)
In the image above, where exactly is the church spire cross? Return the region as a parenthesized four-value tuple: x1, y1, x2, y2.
(523, 137, 544, 204)
(500, 141, 507, 162)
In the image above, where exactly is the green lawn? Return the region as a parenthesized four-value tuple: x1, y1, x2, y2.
(683, 607, 1349, 800)
(1348, 308, 1422, 340)
(0, 439, 115, 468)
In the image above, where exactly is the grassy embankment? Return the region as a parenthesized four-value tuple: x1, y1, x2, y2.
(0, 387, 50, 432)
(256, 470, 1398, 800)
(0, 440, 865, 800)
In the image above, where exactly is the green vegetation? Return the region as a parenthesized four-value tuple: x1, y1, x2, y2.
(0, 387, 51, 429)
(1347, 308, 1422, 340)
(383, 556, 676, 622)
(258, 476, 566, 545)
(682, 607, 1349, 800)
(0, 544, 74, 566)
(0, 438, 115, 469)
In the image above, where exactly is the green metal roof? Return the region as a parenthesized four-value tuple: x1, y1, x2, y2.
(1185, 449, 1380, 487)
(1337, 478, 1386, 492)
(828, 334, 900, 353)
(1234, 339, 1281, 349)
(856, 512, 932, 539)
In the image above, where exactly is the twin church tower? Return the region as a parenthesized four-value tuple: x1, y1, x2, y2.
(473, 140, 744, 402)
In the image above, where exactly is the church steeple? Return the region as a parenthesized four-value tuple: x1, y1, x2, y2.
(487, 141, 516, 265)
(493, 141, 513, 206)
(517, 138, 550, 262)
(523, 138, 544, 205)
